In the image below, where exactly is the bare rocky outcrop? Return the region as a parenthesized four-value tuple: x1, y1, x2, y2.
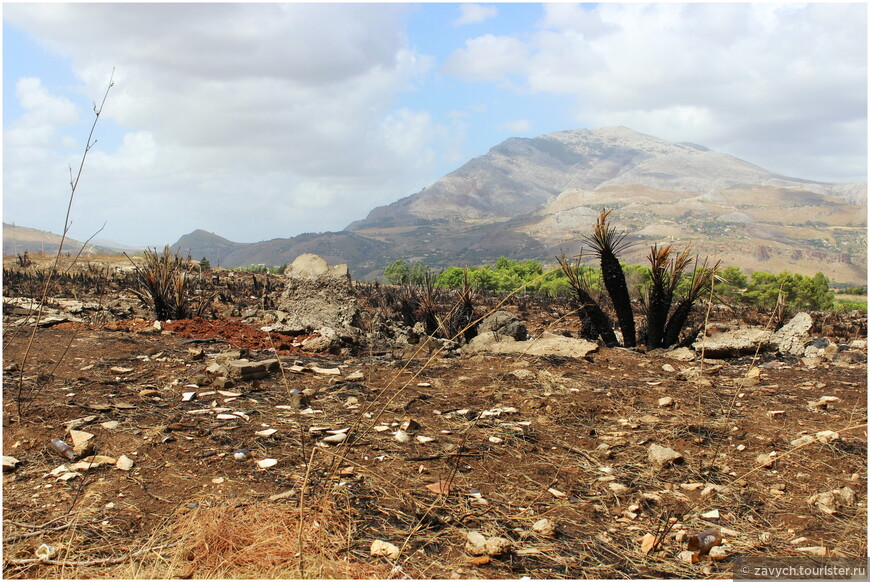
(272, 254, 362, 350)
(692, 326, 772, 358)
(771, 312, 814, 355)
(463, 331, 598, 358)
(477, 310, 528, 341)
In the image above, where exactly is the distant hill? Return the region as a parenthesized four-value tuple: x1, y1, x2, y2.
(170, 229, 392, 279)
(171, 229, 249, 266)
(2, 222, 124, 257)
(170, 126, 866, 284)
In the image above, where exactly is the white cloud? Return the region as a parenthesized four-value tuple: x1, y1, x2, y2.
(443, 34, 529, 83)
(499, 119, 532, 134)
(3, 3, 445, 243)
(454, 4, 498, 27)
(444, 3, 868, 183)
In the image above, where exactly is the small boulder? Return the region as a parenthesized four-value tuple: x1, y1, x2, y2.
(648, 443, 683, 468)
(770, 312, 814, 355)
(477, 311, 528, 341)
(693, 326, 772, 358)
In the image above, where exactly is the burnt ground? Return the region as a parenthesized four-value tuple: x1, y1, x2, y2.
(1, 262, 867, 579)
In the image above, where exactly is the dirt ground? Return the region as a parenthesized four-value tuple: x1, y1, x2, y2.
(2, 264, 867, 579)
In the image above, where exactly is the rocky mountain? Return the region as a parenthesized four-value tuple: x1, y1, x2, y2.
(169, 127, 867, 283)
(2, 222, 124, 257)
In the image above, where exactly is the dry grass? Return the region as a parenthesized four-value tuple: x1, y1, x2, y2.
(127, 501, 395, 579)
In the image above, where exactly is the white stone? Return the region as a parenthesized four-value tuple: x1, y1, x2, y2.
(370, 540, 400, 559)
(115, 455, 134, 471)
(532, 518, 556, 537)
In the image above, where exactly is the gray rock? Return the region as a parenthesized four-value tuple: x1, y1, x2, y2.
(276, 254, 362, 343)
(770, 312, 814, 355)
(301, 327, 339, 352)
(477, 310, 528, 341)
(648, 443, 684, 467)
(227, 358, 279, 380)
(463, 331, 598, 358)
(693, 327, 771, 358)
(662, 347, 695, 362)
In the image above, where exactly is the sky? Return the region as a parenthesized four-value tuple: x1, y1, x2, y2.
(3, 2, 867, 248)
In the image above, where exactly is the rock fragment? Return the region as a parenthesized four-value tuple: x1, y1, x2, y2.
(648, 443, 683, 467)
(370, 540, 400, 560)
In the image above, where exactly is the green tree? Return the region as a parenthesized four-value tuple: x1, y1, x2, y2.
(436, 266, 466, 288)
(199, 257, 211, 271)
(384, 259, 411, 285)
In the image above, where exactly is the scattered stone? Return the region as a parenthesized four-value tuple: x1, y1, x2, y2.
(68, 430, 95, 455)
(100, 421, 120, 430)
(69, 455, 117, 470)
(678, 550, 700, 564)
(110, 366, 134, 374)
(115, 455, 134, 471)
(465, 531, 488, 555)
(640, 533, 657, 554)
(766, 410, 786, 418)
(790, 434, 816, 447)
(795, 546, 829, 557)
(759, 532, 773, 544)
(708, 546, 729, 561)
(182, 392, 197, 402)
(484, 537, 512, 556)
(393, 430, 411, 443)
(345, 370, 365, 381)
(815, 430, 840, 444)
(268, 489, 296, 501)
(227, 359, 279, 380)
(756, 453, 775, 467)
(608, 482, 631, 495)
(700, 509, 720, 519)
(532, 518, 556, 537)
(256, 458, 278, 469)
(3, 455, 21, 472)
(65, 415, 97, 431)
(255, 428, 278, 437)
(322, 433, 348, 445)
(310, 365, 341, 375)
(807, 487, 856, 515)
(138, 389, 160, 398)
(814, 395, 841, 410)
(661, 363, 676, 373)
(401, 418, 421, 431)
(510, 369, 536, 381)
(370, 540, 400, 560)
(658, 397, 674, 408)
(663, 347, 695, 362)
(415, 435, 435, 444)
(547, 487, 566, 497)
(648, 443, 684, 467)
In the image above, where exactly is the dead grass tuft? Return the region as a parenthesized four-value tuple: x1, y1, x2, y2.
(163, 501, 394, 579)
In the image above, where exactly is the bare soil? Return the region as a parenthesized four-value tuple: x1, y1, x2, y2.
(2, 263, 867, 579)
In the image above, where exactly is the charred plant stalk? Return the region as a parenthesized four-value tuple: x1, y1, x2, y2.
(557, 254, 619, 347)
(646, 246, 694, 350)
(661, 259, 719, 347)
(584, 210, 636, 347)
(645, 244, 673, 350)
